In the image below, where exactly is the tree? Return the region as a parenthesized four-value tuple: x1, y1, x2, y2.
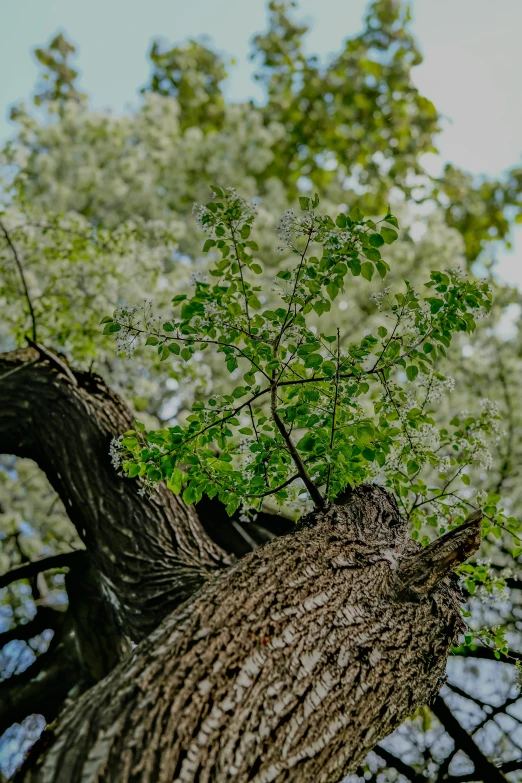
(2, 1, 522, 780)
(32, 33, 86, 107)
(0, 346, 483, 782)
(0, 191, 510, 781)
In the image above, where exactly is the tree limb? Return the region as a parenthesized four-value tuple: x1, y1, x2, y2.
(0, 606, 64, 648)
(374, 745, 425, 782)
(0, 551, 83, 590)
(0, 347, 231, 641)
(0, 638, 79, 737)
(431, 695, 509, 783)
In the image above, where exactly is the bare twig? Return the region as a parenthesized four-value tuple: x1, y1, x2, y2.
(0, 218, 37, 342)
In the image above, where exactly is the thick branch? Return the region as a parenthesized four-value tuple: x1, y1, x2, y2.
(393, 511, 483, 599)
(0, 606, 64, 647)
(0, 639, 79, 737)
(0, 551, 83, 590)
(374, 746, 425, 783)
(432, 695, 509, 783)
(453, 645, 522, 664)
(0, 347, 231, 641)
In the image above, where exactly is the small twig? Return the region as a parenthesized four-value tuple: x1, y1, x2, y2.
(0, 358, 39, 384)
(229, 223, 251, 331)
(26, 338, 78, 387)
(271, 371, 325, 509)
(0, 218, 37, 342)
(245, 473, 300, 498)
(326, 328, 341, 497)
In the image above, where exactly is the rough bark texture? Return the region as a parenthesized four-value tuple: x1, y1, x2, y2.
(15, 487, 482, 783)
(0, 347, 230, 642)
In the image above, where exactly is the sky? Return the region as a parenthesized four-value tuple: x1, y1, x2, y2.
(1, 0, 522, 283)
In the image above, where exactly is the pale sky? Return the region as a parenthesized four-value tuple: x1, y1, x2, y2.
(1, 0, 521, 283)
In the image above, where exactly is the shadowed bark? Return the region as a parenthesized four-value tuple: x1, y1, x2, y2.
(14, 488, 481, 783)
(0, 346, 230, 642)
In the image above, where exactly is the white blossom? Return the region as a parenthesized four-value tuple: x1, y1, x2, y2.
(109, 436, 124, 473)
(370, 286, 392, 311)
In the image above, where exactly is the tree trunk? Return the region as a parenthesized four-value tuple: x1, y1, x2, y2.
(1, 348, 482, 781)
(15, 487, 481, 783)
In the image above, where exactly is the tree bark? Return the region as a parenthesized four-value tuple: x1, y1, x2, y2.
(15, 488, 481, 783)
(1, 348, 482, 781)
(0, 347, 230, 642)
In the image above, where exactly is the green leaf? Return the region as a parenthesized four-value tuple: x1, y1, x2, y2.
(100, 316, 113, 324)
(378, 326, 388, 338)
(406, 365, 419, 381)
(461, 474, 471, 486)
(168, 342, 181, 355)
(251, 263, 263, 274)
(361, 262, 374, 281)
(213, 460, 234, 472)
(241, 224, 251, 239)
(226, 356, 238, 373)
(375, 261, 388, 279)
(326, 282, 339, 300)
(203, 239, 216, 253)
(428, 298, 444, 314)
(381, 227, 398, 244)
(297, 433, 317, 452)
(304, 353, 323, 369)
(350, 206, 363, 222)
(321, 361, 336, 376)
(103, 322, 121, 334)
(226, 498, 240, 516)
(299, 196, 310, 210)
(369, 233, 384, 248)
(364, 248, 381, 262)
(183, 485, 197, 504)
(160, 345, 170, 361)
(146, 335, 159, 346)
(167, 468, 184, 495)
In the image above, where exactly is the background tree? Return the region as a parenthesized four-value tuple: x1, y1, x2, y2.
(1, 0, 522, 780)
(32, 32, 86, 107)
